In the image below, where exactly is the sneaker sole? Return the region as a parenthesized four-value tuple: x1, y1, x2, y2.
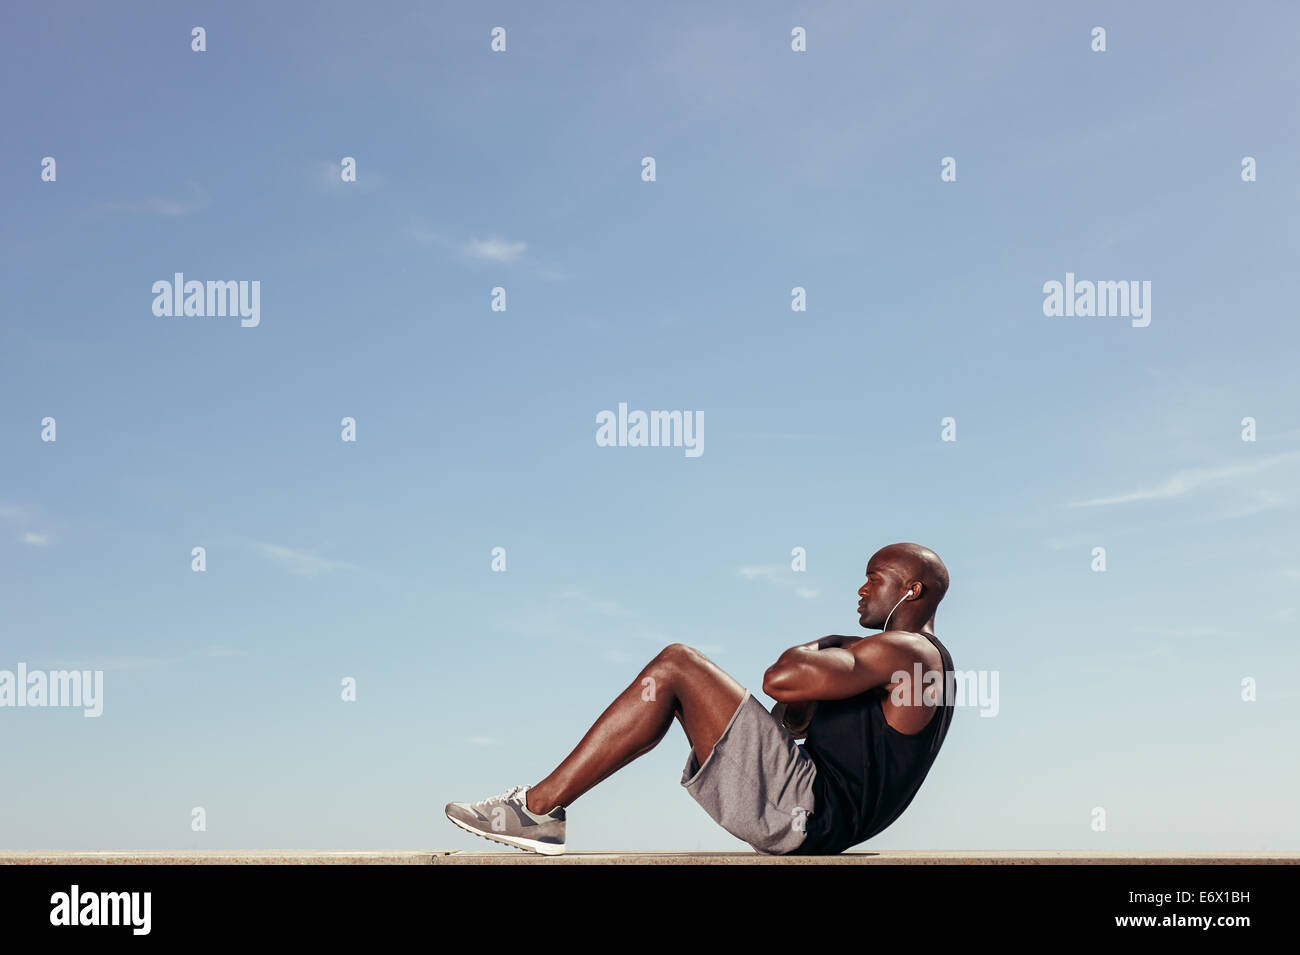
(446, 811, 566, 856)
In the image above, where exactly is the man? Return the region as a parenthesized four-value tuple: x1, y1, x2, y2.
(445, 542, 955, 855)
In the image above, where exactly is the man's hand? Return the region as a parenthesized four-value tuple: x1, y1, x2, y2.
(770, 699, 817, 739)
(784, 699, 818, 735)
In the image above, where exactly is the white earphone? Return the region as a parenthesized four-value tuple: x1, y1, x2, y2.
(882, 588, 916, 631)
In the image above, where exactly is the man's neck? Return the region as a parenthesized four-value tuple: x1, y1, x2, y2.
(886, 611, 936, 636)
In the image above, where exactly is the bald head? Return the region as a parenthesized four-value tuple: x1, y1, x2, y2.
(872, 543, 949, 605)
(857, 543, 949, 631)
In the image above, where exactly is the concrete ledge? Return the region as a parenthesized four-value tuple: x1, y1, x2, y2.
(431, 850, 1299, 865)
(0, 851, 435, 866)
(3, 851, 1297, 865)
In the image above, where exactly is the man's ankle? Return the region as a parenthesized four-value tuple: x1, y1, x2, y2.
(525, 784, 546, 815)
(525, 787, 556, 815)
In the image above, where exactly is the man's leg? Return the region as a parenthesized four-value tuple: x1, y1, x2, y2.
(524, 643, 746, 815)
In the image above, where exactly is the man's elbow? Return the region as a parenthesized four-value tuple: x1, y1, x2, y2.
(762, 666, 806, 703)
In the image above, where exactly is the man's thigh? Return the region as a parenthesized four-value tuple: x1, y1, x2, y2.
(664, 644, 747, 766)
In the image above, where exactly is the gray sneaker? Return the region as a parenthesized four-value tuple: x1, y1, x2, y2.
(445, 785, 566, 855)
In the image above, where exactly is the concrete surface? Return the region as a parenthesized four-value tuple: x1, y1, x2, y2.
(3, 851, 1297, 865)
(0, 851, 435, 866)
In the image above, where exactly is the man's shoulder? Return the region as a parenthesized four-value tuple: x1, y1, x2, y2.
(874, 630, 946, 668)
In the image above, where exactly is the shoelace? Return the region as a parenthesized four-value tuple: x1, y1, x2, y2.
(478, 785, 528, 807)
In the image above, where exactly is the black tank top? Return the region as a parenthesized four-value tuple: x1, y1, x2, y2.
(789, 632, 955, 855)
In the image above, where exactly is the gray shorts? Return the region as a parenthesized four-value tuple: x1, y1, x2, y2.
(680, 689, 818, 854)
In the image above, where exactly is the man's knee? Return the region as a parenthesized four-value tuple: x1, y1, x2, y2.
(654, 643, 707, 671)
(649, 646, 708, 724)
(645, 644, 709, 691)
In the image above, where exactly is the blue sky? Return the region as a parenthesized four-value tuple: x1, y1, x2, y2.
(2, 0, 1298, 852)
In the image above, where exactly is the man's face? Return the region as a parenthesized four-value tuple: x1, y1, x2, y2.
(856, 559, 898, 629)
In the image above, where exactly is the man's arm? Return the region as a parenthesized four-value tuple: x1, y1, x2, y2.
(763, 634, 914, 704)
(766, 636, 865, 736)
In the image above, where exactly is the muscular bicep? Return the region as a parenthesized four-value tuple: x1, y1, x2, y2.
(763, 638, 910, 703)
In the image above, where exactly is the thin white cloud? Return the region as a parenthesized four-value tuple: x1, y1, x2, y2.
(408, 224, 559, 278)
(3, 502, 52, 547)
(738, 565, 818, 599)
(463, 236, 526, 264)
(104, 183, 209, 216)
(1067, 451, 1300, 508)
(256, 542, 355, 577)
